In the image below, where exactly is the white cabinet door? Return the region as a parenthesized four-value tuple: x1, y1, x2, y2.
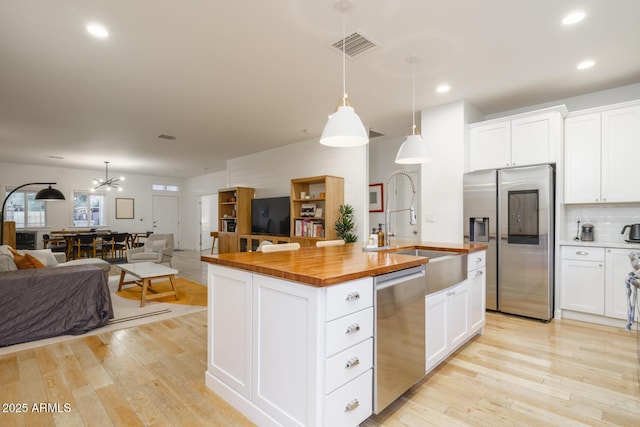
(601, 105, 640, 203)
(252, 274, 321, 427)
(426, 291, 447, 371)
(468, 267, 486, 332)
(564, 113, 602, 203)
(447, 281, 470, 349)
(469, 121, 511, 171)
(560, 259, 605, 315)
(605, 248, 636, 320)
(511, 112, 561, 167)
(208, 265, 253, 399)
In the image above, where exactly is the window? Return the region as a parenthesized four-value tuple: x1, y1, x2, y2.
(73, 191, 106, 227)
(4, 190, 46, 228)
(152, 184, 179, 192)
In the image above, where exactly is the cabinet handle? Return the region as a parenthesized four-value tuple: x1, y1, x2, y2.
(345, 291, 360, 301)
(576, 251, 589, 256)
(476, 257, 483, 263)
(475, 270, 483, 276)
(345, 324, 360, 335)
(344, 399, 360, 412)
(345, 357, 360, 369)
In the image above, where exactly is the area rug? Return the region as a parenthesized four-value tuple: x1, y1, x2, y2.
(116, 277, 207, 306)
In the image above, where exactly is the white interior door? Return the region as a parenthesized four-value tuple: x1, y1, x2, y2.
(152, 195, 180, 247)
(199, 194, 218, 252)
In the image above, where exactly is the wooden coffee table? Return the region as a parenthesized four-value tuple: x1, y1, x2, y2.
(118, 262, 179, 307)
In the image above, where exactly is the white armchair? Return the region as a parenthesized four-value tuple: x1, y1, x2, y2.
(125, 233, 174, 265)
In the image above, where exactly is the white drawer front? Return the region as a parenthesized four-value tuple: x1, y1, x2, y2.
(560, 246, 605, 262)
(325, 278, 373, 321)
(324, 369, 372, 427)
(325, 338, 373, 394)
(467, 250, 486, 271)
(326, 307, 374, 357)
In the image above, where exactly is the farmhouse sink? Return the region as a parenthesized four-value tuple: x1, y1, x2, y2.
(393, 249, 467, 294)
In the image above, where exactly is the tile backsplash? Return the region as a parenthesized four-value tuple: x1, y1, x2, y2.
(563, 203, 640, 242)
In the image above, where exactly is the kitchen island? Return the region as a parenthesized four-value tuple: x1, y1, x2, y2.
(201, 242, 486, 427)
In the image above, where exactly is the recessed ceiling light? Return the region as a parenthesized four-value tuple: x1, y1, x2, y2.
(577, 60, 595, 70)
(562, 11, 586, 25)
(86, 23, 109, 39)
(436, 84, 451, 94)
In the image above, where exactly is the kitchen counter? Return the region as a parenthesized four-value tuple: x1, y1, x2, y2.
(559, 240, 640, 250)
(201, 241, 487, 287)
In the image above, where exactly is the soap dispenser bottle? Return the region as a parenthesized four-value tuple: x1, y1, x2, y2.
(377, 224, 385, 247)
(369, 228, 378, 247)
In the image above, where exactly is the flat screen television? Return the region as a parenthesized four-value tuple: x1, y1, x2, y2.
(251, 196, 291, 237)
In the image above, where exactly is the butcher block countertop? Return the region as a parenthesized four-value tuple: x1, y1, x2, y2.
(201, 241, 487, 287)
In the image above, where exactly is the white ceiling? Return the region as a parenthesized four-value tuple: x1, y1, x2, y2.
(1, 0, 639, 178)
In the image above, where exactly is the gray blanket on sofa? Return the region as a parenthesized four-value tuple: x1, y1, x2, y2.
(0, 265, 113, 347)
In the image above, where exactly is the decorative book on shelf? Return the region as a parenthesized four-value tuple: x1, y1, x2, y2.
(294, 219, 324, 238)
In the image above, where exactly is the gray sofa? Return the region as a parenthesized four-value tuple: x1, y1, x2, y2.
(0, 246, 113, 347)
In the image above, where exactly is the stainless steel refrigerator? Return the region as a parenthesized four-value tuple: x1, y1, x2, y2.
(463, 164, 554, 321)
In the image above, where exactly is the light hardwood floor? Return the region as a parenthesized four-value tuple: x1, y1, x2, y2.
(2, 250, 639, 426)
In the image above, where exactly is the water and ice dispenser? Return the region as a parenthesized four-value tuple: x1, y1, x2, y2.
(469, 217, 489, 243)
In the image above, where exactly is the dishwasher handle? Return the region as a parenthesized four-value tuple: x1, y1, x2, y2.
(375, 270, 425, 291)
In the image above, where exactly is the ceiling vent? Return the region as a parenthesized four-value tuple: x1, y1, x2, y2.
(332, 32, 376, 58)
(369, 129, 384, 139)
(158, 134, 177, 141)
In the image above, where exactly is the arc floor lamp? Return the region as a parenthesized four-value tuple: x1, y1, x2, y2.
(1, 182, 65, 245)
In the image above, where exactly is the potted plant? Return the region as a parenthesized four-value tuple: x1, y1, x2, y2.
(335, 204, 357, 243)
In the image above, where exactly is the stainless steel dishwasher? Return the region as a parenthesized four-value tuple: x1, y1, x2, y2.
(374, 264, 426, 413)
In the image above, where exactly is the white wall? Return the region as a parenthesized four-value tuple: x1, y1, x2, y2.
(418, 101, 483, 243)
(368, 135, 404, 234)
(225, 137, 368, 244)
(0, 162, 185, 248)
(181, 170, 227, 250)
(483, 83, 640, 119)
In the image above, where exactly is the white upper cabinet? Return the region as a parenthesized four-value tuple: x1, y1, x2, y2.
(469, 121, 510, 170)
(601, 105, 640, 202)
(564, 102, 640, 203)
(468, 107, 565, 172)
(564, 113, 602, 203)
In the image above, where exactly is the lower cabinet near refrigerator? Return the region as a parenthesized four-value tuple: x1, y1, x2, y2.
(426, 251, 486, 372)
(560, 245, 639, 325)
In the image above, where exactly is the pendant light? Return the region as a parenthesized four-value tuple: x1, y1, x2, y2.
(395, 56, 431, 164)
(320, 0, 369, 147)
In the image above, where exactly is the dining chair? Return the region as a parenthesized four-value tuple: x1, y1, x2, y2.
(316, 239, 345, 247)
(42, 234, 67, 254)
(105, 232, 129, 261)
(259, 242, 301, 253)
(75, 233, 98, 258)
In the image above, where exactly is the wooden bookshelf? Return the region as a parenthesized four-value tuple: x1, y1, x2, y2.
(290, 175, 344, 247)
(218, 187, 254, 253)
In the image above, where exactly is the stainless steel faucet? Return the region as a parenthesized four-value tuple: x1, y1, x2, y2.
(384, 170, 418, 247)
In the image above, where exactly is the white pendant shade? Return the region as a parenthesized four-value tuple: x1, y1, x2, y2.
(395, 133, 431, 164)
(320, 105, 369, 147)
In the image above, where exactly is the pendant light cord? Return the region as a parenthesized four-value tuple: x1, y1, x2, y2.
(342, 11, 347, 106)
(411, 58, 417, 135)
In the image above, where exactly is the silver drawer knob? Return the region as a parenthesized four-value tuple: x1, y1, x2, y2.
(345, 357, 360, 369)
(475, 270, 483, 276)
(344, 399, 360, 412)
(345, 324, 360, 334)
(345, 291, 360, 301)
(576, 251, 589, 256)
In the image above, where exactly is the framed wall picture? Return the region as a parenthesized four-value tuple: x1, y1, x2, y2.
(116, 198, 134, 219)
(369, 183, 383, 212)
